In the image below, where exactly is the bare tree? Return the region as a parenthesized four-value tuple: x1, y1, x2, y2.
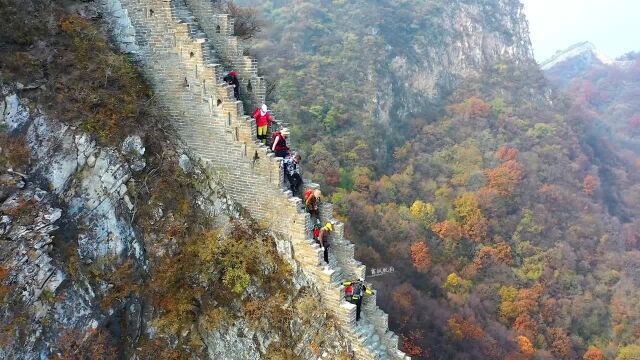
(226, 1, 262, 40)
(265, 78, 277, 103)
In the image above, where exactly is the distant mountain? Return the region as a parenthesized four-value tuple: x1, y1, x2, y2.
(542, 42, 640, 224)
(542, 42, 636, 86)
(543, 42, 640, 149)
(541, 41, 612, 70)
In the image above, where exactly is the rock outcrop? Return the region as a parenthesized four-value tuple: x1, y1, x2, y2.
(376, 0, 536, 124)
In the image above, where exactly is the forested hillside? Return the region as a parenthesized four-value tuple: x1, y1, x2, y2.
(545, 49, 640, 227)
(240, 0, 640, 358)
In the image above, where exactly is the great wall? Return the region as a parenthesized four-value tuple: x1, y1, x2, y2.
(100, 1, 409, 358)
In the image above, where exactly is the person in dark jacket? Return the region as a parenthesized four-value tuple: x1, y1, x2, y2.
(342, 279, 374, 322)
(283, 154, 302, 196)
(223, 71, 240, 100)
(271, 128, 290, 158)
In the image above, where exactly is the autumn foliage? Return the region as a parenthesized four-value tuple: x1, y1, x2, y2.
(516, 335, 535, 356)
(54, 329, 116, 360)
(583, 346, 604, 360)
(432, 220, 463, 242)
(410, 241, 432, 272)
(583, 175, 599, 196)
(484, 160, 525, 196)
(454, 192, 488, 242)
(513, 314, 537, 339)
(447, 314, 485, 340)
(447, 97, 493, 119)
(549, 328, 574, 359)
(496, 145, 519, 161)
(401, 330, 426, 357)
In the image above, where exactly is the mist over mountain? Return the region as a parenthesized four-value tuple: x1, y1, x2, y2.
(2, 0, 640, 359)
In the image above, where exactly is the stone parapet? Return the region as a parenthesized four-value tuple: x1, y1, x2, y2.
(100, 0, 408, 358)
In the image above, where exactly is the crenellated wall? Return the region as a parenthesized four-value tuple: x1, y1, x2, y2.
(100, 1, 409, 358)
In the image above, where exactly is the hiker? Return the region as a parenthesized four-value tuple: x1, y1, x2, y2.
(317, 222, 333, 264)
(283, 153, 302, 196)
(304, 189, 321, 220)
(223, 71, 240, 100)
(343, 279, 374, 322)
(253, 104, 274, 144)
(271, 128, 290, 158)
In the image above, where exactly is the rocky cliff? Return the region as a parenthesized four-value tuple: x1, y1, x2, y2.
(238, 0, 538, 171)
(375, 0, 536, 124)
(1, 88, 354, 359)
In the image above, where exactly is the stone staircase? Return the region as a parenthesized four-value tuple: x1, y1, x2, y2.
(100, 0, 409, 359)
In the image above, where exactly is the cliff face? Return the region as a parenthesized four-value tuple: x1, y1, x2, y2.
(240, 0, 534, 123)
(542, 42, 617, 87)
(375, 0, 535, 124)
(1, 90, 151, 358)
(0, 87, 350, 360)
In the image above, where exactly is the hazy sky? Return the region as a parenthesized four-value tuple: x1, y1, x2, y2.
(521, 0, 640, 62)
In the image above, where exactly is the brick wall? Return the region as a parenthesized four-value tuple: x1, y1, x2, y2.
(100, 1, 409, 358)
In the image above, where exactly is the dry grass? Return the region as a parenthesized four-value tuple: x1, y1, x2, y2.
(0, 134, 31, 171)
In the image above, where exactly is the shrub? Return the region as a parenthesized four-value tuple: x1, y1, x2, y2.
(227, 1, 262, 40)
(0, 135, 31, 170)
(0, 267, 11, 304)
(53, 328, 117, 360)
(0, 52, 42, 83)
(0, 0, 48, 46)
(48, 16, 151, 144)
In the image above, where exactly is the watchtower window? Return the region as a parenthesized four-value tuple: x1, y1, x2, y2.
(216, 25, 221, 33)
(190, 51, 195, 58)
(217, 99, 222, 107)
(149, 9, 154, 16)
(247, 80, 252, 92)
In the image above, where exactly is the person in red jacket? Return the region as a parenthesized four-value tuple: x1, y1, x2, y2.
(253, 104, 273, 144)
(271, 128, 290, 158)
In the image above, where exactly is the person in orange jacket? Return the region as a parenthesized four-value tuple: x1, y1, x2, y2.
(253, 104, 274, 144)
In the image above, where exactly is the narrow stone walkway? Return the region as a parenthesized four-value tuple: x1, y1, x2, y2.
(101, 0, 410, 358)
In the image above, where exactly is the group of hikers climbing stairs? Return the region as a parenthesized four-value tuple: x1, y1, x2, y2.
(101, 0, 410, 358)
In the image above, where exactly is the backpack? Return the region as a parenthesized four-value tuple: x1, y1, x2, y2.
(312, 218, 321, 240)
(304, 189, 314, 202)
(271, 131, 281, 143)
(344, 285, 353, 300)
(351, 282, 364, 299)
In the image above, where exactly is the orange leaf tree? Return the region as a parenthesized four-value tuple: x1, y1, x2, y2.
(432, 220, 464, 242)
(516, 335, 535, 356)
(485, 160, 524, 196)
(447, 314, 485, 340)
(583, 346, 604, 360)
(583, 175, 599, 196)
(496, 145, 519, 162)
(410, 241, 432, 272)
